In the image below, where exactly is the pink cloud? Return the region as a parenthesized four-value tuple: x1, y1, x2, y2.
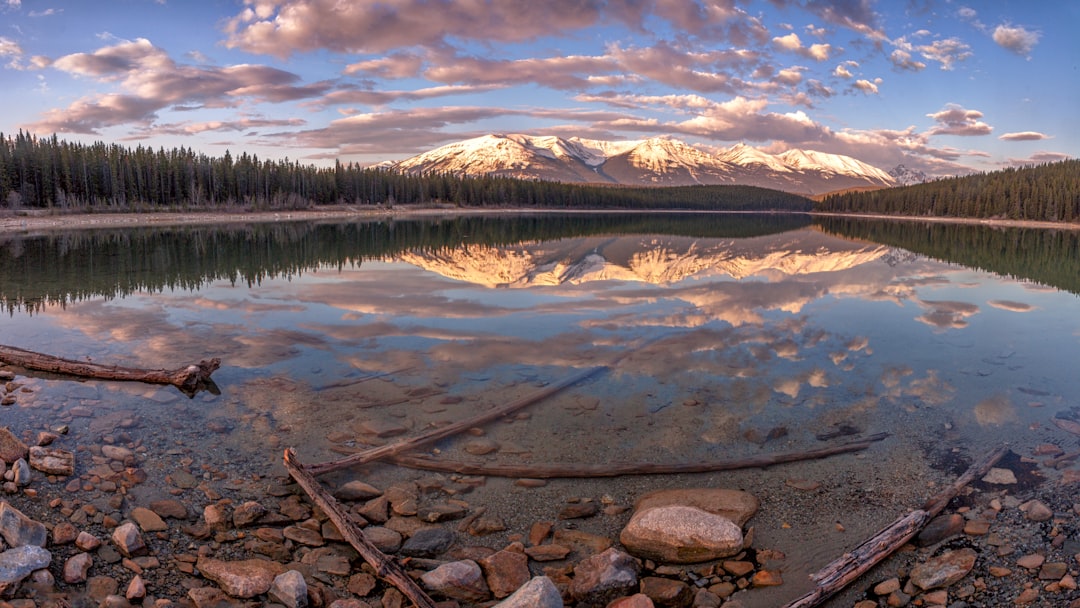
(926, 104, 992, 136)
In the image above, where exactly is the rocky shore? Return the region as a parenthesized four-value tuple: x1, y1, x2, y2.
(3, 364, 1080, 607)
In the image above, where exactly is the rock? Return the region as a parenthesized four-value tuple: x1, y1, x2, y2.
(909, 548, 977, 591)
(917, 513, 965, 547)
(1016, 554, 1045, 569)
(554, 529, 612, 555)
(1022, 500, 1053, 522)
(0, 545, 51, 592)
(418, 503, 469, 523)
(111, 522, 147, 557)
(12, 458, 31, 486)
(0, 428, 28, 463)
(620, 506, 743, 563)
(334, 481, 383, 501)
(568, 547, 640, 605)
(51, 522, 79, 545)
(420, 559, 490, 602)
(204, 503, 229, 531)
(468, 514, 509, 536)
(76, 531, 102, 551)
(464, 438, 500, 455)
(126, 574, 146, 601)
(401, 527, 455, 557)
(357, 496, 390, 523)
(558, 502, 599, 520)
(751, 570, 783, 586)
(525, 544, 571, 561)
(232, 501, 268, 527)
(196, 556, 287, 598)
(283, 525, 324, 547)
(63, 552, 92, 583)
(101, 445, 134, 461)
(493, 575, 563, 608)
(27, 446, 75, 476)
(129, 507, 168, 532)
(609, 594, 655, 607)
(328, 600, 375, 608)
(982, 468, 1017, 484)
(478, 548, 531, 599)
(348, 572, 377, 597)
(150, 499, 189, 520)
(188, 586, 248, 607)
(269, 570, 309, 608)
(642, 576, 693, 605)
(634, 488, 759, 526)
(363, 526, 403, 553)
(0, 503, 47, 548)
(1039, 562, 1068, 580)
(86, 574, 119, 602)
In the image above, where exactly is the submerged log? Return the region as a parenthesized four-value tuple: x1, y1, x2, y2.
(372, 432, 890, 478)
(0, 344, 220, 398)
(283, 448, 437, 608)
(782, 445, 1008, 608)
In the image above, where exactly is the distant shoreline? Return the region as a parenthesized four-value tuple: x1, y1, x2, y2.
(1, 206, 1079, 235)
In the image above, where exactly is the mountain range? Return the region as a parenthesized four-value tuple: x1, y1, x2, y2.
(383, 134, 899, 195)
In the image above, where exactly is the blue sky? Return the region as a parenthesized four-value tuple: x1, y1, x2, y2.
(0, 0, 1075, 176)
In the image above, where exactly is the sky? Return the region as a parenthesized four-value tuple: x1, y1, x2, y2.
(0, 0, 1076, 177)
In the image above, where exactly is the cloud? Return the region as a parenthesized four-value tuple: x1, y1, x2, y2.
(833, 62, 853, 78)
(772, 32, 832, 61)
(344, 53, 424, 79)
(926, 104, 992, 136)
(124, 116, 308, 138)
(310, 84, 509, 109)
(998, 131, 1050, 141)
(992, 24, 1040, 57)
(853, 79, 879, 94)
(28, 7, 60, 17)
(25, 38, 330, 134)
(1006, 152, 1072, 167)
(0, 36, 21, 59)
(888, 49, 926, 71)
(893, 36, 971, 70)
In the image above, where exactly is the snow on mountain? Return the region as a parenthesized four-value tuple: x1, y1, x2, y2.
(888, 164, 929, 186)
(386, 133, 896, 195)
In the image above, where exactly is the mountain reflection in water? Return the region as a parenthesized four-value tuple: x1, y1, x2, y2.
(0, 212, 1078, 606)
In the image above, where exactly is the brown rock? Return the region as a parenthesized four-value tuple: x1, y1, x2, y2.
(568, 547, 640, 604)
(232, 501, 268, 528)
(553, 528, 612, 555)
(642, 576, 693, 605)
(111, 522, 147, 557)
(608, 593, 656, 607)
(909, 548, 977, 591)
(348, 572, 377, 597)
(918, 514, 965, 546)
(620, 506, 743, 563)
(524, 544, 571, 561)
(27, 446, 74, 475)
(420, 559, 490, 602)
(1022, 500, 1053, 522)
(478, 549, 530, 599)
(528, 521, 553, 546)
(1039, 562, 1068, 580)
(283, 525, 324, 547)
(1016, 554, 1045, 570)
(64, 552, 93, 584)
(558, 502, 598, 520)
(0, 427, 28, 463)
(51, 522, 79, 545)
(196, 556, 287, 598)
(333, 480, 383, 501)
(752, 570, 783, 586)
(129, 507, 168, 532)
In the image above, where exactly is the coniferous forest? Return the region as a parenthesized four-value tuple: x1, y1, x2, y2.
(816, 159, 1080, 222)
(0, 131, 811, 213)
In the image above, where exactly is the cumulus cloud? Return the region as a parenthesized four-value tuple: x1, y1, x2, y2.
(889, 49, 925, 71)
(833, 61, 856, 78)
(0, 36, 21, 59)
(344, 53, 424, 79)
(1006, 152, 1072, 167)
(893, 35, 971, 70)
(999, 131, 1050, 141)
(992, 24, 1040, 57)
(926, 104, 992, 136)
(853, 79, 878, 94)
(772, 32, 832, 61)
(310, 84, 509, 109)
(26, 37, 330, 134)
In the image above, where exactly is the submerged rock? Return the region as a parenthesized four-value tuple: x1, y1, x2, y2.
(620, 505, 743, 563)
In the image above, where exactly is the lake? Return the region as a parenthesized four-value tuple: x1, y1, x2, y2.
(1, 212, 1078, 605)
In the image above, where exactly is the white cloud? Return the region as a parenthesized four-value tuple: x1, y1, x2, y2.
(992, 24, 1040, 57)
(927, 104, 992, 136)
(773, 32, 802, 52)
(853, 79, 878, 94)
(889, 49, 926, 71)
(833, 63, 853, 78)
(998, 131, 1050, 141)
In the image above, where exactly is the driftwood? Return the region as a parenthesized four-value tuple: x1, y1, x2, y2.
(372, 432, 889, 478)
(782, 445, 1008, 608)
(307, 364, 607, 475)
(283, 448, 437, 608)
(0, 344, 220, 398)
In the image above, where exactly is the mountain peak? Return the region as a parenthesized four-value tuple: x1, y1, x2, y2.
(387, 133, 895, 195)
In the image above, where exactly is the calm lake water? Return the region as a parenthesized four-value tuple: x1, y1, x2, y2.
(2, 212, 1078, 604)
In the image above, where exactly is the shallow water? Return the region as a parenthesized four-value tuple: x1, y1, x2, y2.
(2, 212, 1078, 605)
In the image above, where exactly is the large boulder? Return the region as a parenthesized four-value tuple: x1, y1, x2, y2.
(633, 488, 758, 526)
(620, 505, 743, 563)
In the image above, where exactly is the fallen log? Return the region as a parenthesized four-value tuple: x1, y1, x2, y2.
(0, 344, 220, 398)
(782, 445, 1008, 608)
(307, 364, 607, 475)
(283, 448, 437, 608)
(374, 432, 889, 478)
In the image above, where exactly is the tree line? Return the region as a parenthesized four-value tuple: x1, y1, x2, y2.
(816, 159, 1080, 222)
(0, 131, 811, 212)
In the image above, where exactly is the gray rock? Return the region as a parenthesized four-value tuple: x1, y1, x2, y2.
(569, 547, 640, 604)
(0, 545, 51, 592)
(620, 506, 743, 563)
(493, 575, 563, 608)
(400, 527, 455, 557)
(12, 458, 31, 486)
(420, 559, 490, 602)
(0, 502, 47, 547)
(269, 569, 309, 608)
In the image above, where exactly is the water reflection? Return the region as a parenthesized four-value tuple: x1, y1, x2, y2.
(1, 213, 1078, 604)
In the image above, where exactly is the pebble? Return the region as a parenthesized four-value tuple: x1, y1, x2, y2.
(569, 547, 640, 605)
(334, 480, 383, 501)
(126, 574, 146, 601)
(63, 552, 92, 583)
(129, 507, 168, 532)
(111, 522, 147, 558)
(982, 468, 1018, 484)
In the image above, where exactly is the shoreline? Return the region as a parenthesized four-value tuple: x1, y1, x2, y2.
(1, 206, 1079, 235)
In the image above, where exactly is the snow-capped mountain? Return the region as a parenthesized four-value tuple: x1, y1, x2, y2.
(888, 164, 929, 186)
(385, 134, 896, 195)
